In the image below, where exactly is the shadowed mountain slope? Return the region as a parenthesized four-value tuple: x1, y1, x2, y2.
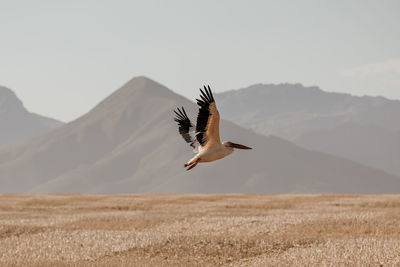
(297, 123, 400, 176)
(0, 86, 62, 147)
(0, 77, 399, 194)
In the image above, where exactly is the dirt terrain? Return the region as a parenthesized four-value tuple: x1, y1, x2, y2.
(0, 194, 399, 266)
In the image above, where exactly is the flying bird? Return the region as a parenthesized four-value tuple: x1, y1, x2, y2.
(174, 86, 252, 171)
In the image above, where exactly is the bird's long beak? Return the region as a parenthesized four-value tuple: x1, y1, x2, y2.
(230, 143, 252, 150)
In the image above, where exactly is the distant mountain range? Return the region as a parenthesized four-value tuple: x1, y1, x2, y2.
(0, 86, 63, 147)
(0, 77, 399, 194)
(215, 84, 400, 176)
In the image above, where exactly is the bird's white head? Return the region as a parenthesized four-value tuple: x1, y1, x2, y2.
(224, 141, 252, 150)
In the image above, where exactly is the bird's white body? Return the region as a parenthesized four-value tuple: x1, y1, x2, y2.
(189, 143, 234, 164)
(174, 86, 251, 170)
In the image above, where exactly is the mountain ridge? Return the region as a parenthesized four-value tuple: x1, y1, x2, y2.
(0, 86, 63, 147)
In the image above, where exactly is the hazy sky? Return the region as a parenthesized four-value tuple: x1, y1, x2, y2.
(1, 0, 399, 121)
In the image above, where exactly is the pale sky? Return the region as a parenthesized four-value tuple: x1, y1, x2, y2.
(1, 0, 399, 122)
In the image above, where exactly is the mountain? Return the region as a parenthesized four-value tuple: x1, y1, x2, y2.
(0, 77, 399, 194)
(215, 84, 400, 176)
(215, 83, 400, 140)
(0, 86, 63, 147)
(297, 123, 400, 176)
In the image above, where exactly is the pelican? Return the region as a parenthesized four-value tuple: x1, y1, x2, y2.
(174, 85, 252, 171)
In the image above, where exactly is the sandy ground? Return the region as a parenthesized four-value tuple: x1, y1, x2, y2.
(0, 194, 399, 266)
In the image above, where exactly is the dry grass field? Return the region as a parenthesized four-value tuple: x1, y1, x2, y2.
(0, 194, 399, 266)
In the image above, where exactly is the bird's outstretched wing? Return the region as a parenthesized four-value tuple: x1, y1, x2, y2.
(174, 107, 199, 151)
(195, 86, 221, 147)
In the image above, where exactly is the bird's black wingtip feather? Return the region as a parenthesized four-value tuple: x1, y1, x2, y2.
(181, 106, 188, 117)
(207, 85, 214, 101)
(208, 86, 214, 102)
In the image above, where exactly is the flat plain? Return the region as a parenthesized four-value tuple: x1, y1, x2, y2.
(0, 194, 399, 266)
